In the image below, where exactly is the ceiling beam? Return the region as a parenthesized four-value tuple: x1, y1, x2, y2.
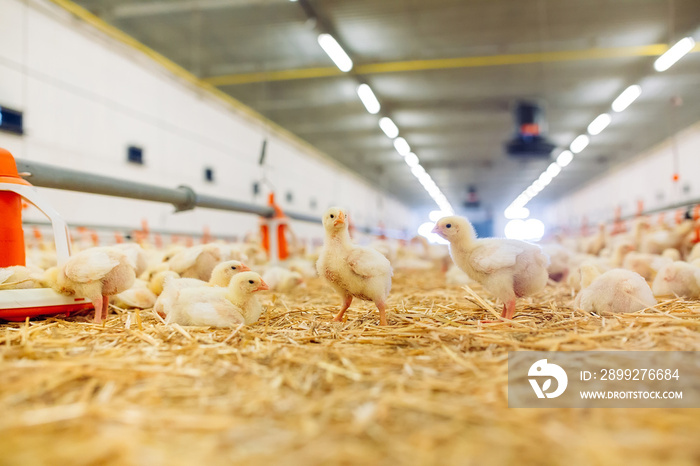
(108, 0, 289, 19)
(204, 43, 700, 86)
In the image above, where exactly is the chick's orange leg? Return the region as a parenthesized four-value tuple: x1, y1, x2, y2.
(503, 299, 516, 320)
(101, 295, 110, 321)
(91, 295, 104, 324)
(376, 300, 388, 326)
(333, 295, 353, 322)
(480, 300, 516, 323)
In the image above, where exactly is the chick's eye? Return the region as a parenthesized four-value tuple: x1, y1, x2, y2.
(249, 280, 254, 284)
(330, 214, 334, 219)
(231, 266, 236, 270)
(446, 224, 452, 228)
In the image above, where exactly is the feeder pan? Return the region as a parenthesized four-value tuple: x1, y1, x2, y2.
(0, 148, 93, 321)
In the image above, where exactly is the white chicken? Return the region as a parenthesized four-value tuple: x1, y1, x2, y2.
(113, 243, 148, 277)
(608, 242, 636, 267)
(661, 248, 682, 262)
(574, 263, 656, 314)
(262, 266, 304, 292)
(566, 255, 611, 291)
(154, 260, 251, 317)
(582, 223, 607, 256)
(541, 243, 572, 282)
(316, 207, 393, 326)
(166, 272, 268, 327)
(50, 247, 136, 323)
(687, 243, 700, 263)
(622, 252, 671, 281)
(148, 269, 178, 296)
(113, 278, 157, 309)
(640, 221, 693, 254)
(0, 265, 43, 290)
(651, 261, 700, 299)
(167, 244, 245, 281)
(432, 216, 549, 320)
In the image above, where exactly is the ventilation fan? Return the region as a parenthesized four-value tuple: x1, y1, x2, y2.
(505, 102, 556, 158)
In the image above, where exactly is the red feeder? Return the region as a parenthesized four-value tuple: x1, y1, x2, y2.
(0, 148, 93, 321)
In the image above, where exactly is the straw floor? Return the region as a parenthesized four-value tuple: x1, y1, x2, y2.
(1, 269, 700, 466)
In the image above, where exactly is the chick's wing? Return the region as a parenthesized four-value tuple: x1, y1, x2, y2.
(168, 247, 203, 273)
(64, 250, 121, 283)
(0, 269, 14, 285)
(470, 242, 525, 274)
(347, 246, 392, 278)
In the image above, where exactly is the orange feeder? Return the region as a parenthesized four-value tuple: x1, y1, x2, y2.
(0, 148, 93, 321)
(260, 193, 290, 262)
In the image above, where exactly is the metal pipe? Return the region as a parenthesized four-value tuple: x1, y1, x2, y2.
(16, 159, 321, 224)
(195, 193, 273, 217)
(23, 219, 239, 241)
(619, 199, 700, 222)
(17, 160, 195, 211)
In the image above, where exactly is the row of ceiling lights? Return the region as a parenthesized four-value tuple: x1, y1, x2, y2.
(316, 33, 454, 213)
(504, 36, 696, 220)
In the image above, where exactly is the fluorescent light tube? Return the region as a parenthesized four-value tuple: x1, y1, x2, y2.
(317, 34, 353, 72)
(612, 85, 641, 112)
(356, 84, 380, 114)
(379, 117, 399, 138)
(557, 150, 573, 167)
(393, 137, 411, 156)
(546, 163, 561, 178)
(654, 37, 695, 72)
(570, 134, 589, 154)
(587, 113, 611, 135)
(404, 152, 419, 167)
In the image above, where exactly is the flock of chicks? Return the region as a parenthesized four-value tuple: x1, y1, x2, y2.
(2, 208, 700, 326)
(545, 218, 700, 314)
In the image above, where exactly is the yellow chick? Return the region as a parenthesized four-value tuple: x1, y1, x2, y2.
(316, 207, 393, 326)
(433, 215, 549, 320)
(0, 266, 43, 290)
(51, 247, 136, 323)
(166, 272, 268, 327)
(651, 261, 700, 299)
(154, 260, 250, 317)
(622, 252, 671, 281)
(575, 263, 656, 314)
(113, 278, 157, 309)
(113, 243, 148, 277)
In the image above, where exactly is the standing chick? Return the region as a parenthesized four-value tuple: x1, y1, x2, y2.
(575, 264, 656, 314)
(433, 216, 549, 320)
(51, 247, 136, 323)
(167, 272, 268, 327)
(316, 207, 393, 325)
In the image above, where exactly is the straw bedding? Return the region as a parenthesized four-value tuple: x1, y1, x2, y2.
(1, 269, 699, 465)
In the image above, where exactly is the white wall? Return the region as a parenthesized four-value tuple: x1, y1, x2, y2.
(0, 0, 417, 244)
(544, 120, 700, 228)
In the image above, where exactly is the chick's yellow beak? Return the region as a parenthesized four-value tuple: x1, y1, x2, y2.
(431, 223, 441, 234)
(255, 280, 270, 292)
(334, 211, 346, 226)
(239, 263, 251, 272)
